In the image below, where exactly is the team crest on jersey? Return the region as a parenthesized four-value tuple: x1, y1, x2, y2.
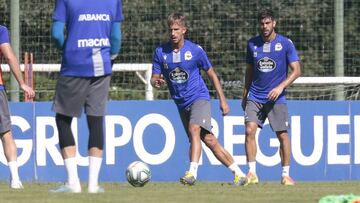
(257, 57, 276, 72)
(275, 43, 282, 51)
(169, 67, 189, 83)
(184, 51, 192, 60)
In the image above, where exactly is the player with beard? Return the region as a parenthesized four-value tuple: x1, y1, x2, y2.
(241, 8, 301, 186)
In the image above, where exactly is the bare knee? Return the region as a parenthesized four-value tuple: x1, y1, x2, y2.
(187, 124, 201, 139)
(202, 134, 218, 149)
(245, 123, 257, 141)
(0, 130, 13, 143)
(188, 124, 200, 132)
(277, 131, 289, 142)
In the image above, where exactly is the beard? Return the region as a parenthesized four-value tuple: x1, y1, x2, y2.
(262, 28, 274, 38)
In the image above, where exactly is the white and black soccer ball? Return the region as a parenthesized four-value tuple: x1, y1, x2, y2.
(126, 161, 151, 187)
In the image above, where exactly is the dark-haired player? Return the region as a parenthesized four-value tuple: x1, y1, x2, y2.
(242, 8, 301, 186)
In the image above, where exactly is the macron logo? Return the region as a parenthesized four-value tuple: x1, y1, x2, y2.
(78, 38, 110, 48)
(78, 14, 110, 22)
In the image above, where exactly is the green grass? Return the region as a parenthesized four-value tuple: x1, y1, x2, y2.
(0, 181, 359, 203)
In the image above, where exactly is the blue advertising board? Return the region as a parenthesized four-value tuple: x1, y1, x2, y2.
(0, 100, 359, 182)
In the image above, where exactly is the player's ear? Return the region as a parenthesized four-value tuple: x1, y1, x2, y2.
(273, 20, 276, 28)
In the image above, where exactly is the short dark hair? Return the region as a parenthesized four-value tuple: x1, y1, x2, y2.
(257, 8, 275, 22)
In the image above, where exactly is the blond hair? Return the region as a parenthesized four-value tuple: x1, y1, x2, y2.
(167, 12, 186, 27)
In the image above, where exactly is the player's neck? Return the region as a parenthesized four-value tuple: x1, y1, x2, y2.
(172, 39, 185, 52)
(262, 32, 276, 43)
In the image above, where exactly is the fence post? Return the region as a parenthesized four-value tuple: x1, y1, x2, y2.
(10, 0, 20, 101)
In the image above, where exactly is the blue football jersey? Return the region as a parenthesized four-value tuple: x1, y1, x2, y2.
(53, 0, 124, 77)
(0, 25, 10, 90)
(152, 40, 212, 110)
(246, 34, 299, 104)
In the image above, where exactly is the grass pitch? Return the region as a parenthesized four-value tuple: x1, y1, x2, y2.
(0, 181, 359, 203)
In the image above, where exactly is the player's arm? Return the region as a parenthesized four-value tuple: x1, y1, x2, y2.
(267, 61, 301, 101)
(110, 22, 122, 64)
(242, 63, 253, 110)
(151, 49, 166, 89)
(0, 43, 35, 98)
(51, 20, 65, 50)
(150, 74, 165, 89)
(206, 67, 230, 116)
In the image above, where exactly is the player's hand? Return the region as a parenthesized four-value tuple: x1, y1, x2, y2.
(151, 78, 166, 88)
(267, 86, 284, 101)
(20, 84, 35, 99)
(220, 101, 230, 116)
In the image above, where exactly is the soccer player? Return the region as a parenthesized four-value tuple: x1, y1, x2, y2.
(151, 12, 246, 186)
(241, 8, 301, 186)
(50, 0, 123, 193)
(0, 25, 35, 189)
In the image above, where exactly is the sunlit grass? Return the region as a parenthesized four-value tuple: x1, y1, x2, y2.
(0, 181, 359, 203)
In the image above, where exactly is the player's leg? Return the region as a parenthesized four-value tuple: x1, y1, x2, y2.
(245, 122, 258, 173)
(85, 75, 110, 193)
(52, 113, 82, 193)
(244, 122, 259, 185)
(201, 131, 233, 166)
(243, 100, 265, 185)
(268, 103, 295, 185)
(276, 130, 294, 185)
(87, 115, 104, 193)
(187, 123, 202, 175)
(200, 131, 246, 185)
(178, 108, 200, 185)
(276, 130, 291, 166)
(57, 114, 76, 158)
(0, 131, 16, 162)
(0, 91, 23, 189)
(0, 131, 23, 189)
(50, 76, 89, 193)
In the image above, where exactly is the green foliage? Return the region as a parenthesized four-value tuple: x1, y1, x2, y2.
(0, 0, 359, 100)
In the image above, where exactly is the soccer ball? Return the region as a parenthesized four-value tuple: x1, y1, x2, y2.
(126, 161, 151, 187)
